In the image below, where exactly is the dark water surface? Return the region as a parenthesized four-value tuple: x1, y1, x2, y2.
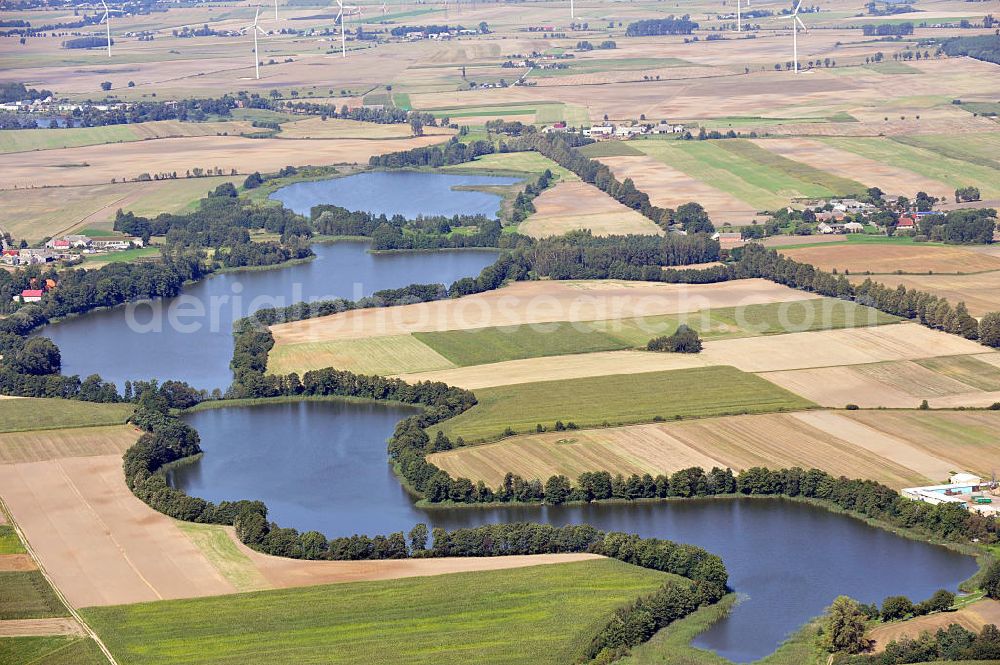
(269, 171, 521, 218)
(40, 242, 497, 390)
(174, 401, 979, 663)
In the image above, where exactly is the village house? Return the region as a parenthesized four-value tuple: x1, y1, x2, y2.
(653, 121, 685, 134)
(15, 289, 44, 303)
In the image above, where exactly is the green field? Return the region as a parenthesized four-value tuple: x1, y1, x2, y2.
(0, 526, 26, 555)
(0, 636, 108, 665)
(915, 356, 1000, 392)
(83, 559, 671, 665)
(0, 398, 134, 433)
(0, 571, 68, 620)
(415, 324, 632, 366)
(891, 134, 1000, 171)
(578, 141, 645, 157)
(720, 140, 866, 196)
(81, 247, 162, 266)
(637, 141, 843, 209)
(821, 137, 1000, 199)
(443, 151, 578, 180)
(863, 61, 920, 74)
(433, 366, 815, 442)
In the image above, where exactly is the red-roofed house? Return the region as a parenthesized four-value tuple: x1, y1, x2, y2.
(17, 289, 43, 303)
(897, 214, 917, 230)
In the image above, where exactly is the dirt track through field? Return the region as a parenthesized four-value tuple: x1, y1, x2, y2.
(270, 279, 819, 344)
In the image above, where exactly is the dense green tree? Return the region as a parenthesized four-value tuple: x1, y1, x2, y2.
(822, 596, 870, 654)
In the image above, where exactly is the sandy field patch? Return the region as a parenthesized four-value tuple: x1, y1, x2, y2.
(0, 425, 139, 464)
(0, 617, 85, 637)
(269, 279, 819, 344)
(599, 154, 760, 225)
(278, 117, 453, 140)
(870, 599, 1000, 652)
(850, 271, 1000, 318)
(0, 455, 238, 607)
(0, 554, 37, 572)
(429, 411, 958, 489)
(780, 243, 1000, 274)
(518, 181, 662, 238)
(0, 134, 452, 188)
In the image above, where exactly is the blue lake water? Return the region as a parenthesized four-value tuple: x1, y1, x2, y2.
(269, 171, 521, 218)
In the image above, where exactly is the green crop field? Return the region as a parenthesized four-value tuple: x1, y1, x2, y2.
(443, 151, 578, 180)
(415, 324, 632, 366)
(720, 140, 866, 196)
(863, 61, 920, 74)
(83, 559, 672, 665)
(637, 141, 839, 209)
(432, 366, 815, 442)
(81, 247, 162, 266)
(0, 526, 26, 555)
(0, 571, 69, 620)
(0, 398, 133, 433)
(891, 134, 1000, 171)
(578, 141, 645, 157)
(0, 636, 108, 665)
(821, 137, 1000, 199)
(267, 334, 455, 376)
(915, 356, 1000, 392)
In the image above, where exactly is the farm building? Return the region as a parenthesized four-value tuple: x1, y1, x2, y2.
(902, 473, 1000, 515)
(15, 289, 43, 303)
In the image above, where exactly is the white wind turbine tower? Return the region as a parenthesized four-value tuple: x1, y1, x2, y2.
(243, 7, 268, 79)
(570, 0, 575, 20)
(99, 0, 124, 57)
(274, 0, 280, 22)
(787, 0, 808, 73)
(333, 0, 358, 58)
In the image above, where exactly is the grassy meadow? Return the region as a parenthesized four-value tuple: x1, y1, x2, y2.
(0, 636, 108, 665)
(0, 399, 133, 433)
(83, 559, 672, 665)
(0, 571, 68, 620)
(0, 526, 26, 555)
(431, 366, 814, 443)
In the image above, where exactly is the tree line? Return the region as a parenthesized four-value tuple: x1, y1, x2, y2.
(625, 16, 699, 36)
(941, 34, 1000, 66)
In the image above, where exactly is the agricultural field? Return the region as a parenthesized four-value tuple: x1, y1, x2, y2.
(429, 366, 814, 443)
(779, 243, 1000, 275)
(82, 559, 675, 665)
(443, 151, 578, 180)
(0, 120, 256, 154)
(0, 636, 107, 665)
(430, 409, 1000, 490)
(850, 271, 1000, 318)
(0, 175, 239, 242)
(868, 599, 1000, 652)
(277, 117, 453, 140)
(0, 398, 133, 434)
(0, 424, 139, 464)
(518, 180, 662, 238)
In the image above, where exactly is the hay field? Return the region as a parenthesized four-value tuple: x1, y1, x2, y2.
(0, 398, 133, 433)
(0, 425, 139, 464)
(754, 138, 960, 198)
(277, 117, 453, 140)
(443, 152, 578, 180)
(82, 559, 668, 665)
(780, 244, 1000, 275)
(0, 120, 256, 154)
(820, 137, 1000, 199)
(0, 175, 240, 242)
(269, 279, 819, 345)
(762, 352, 1000, 409)
(869, 599, 1000, 652)
(267, 334, 455, 376)
(849, 271, 1000, 317)
(518, 181, 662, 238)
(598, 154, 760, 225)
(0, 133, 452, 188)
(430, 366, 814, 442)
(429, 411, 953, 490)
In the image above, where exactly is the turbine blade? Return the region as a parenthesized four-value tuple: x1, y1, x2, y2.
(796, 15, 807, 30)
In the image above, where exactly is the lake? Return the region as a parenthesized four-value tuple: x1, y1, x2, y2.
(40, 242, 497, 390)
(269, 171, 521, 218)
(174, 400, 979, 664)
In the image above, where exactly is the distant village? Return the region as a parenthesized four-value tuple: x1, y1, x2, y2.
(2, 234, 144, 270)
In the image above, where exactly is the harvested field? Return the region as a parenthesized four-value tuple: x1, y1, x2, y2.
(599, 154, 760, 225)
(269, 279, 820, 345)
(849, 271, 1000, 318)
(0, 120, 256, 154)
(0, 134, 452, 188)
(0, 425, 139, 464)
(752, 137, 947, 197)
(780, 243, 1000, 275)
(443, 152, 577, 180)
(277, 117, 452, 140)
(430, 366, 814, 442)
(0, 455, 238, 607)
(429, 411, 949, 489)
(518, 181, 662, 238)
(0, 555, 37, 572)
(0, 618, 84, 637)
(869, 599, 1000, 652)
(266, 334, 455, 376)
(0, 399, 133, 434)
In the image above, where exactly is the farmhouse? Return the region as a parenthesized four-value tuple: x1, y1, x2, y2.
(14, 289, 43, 303)
(897, 214, 917, 230)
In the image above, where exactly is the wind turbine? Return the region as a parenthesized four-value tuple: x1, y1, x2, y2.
(273, 0, 280, 22)
(786, 0, 808, 73)
(570, 0, 575, 20)
(381, 0, 388, 15)
(243, 7, 268, 79)
(99, 0, 123, 57)
(334, 0, 358, 58)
